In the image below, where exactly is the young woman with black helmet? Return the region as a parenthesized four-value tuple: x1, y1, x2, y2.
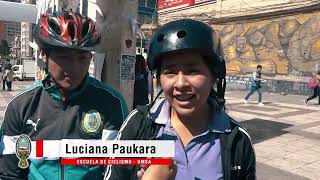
(105, 19, 256, 180)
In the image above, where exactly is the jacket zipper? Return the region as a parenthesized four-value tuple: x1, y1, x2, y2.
(61, 164, 64, 180)
(60, 103, 67, 180)
(220, 134, 231, 180)
(60, 157, 64, 180)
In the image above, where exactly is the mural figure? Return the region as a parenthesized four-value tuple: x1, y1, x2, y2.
(214, 12, 320, 77)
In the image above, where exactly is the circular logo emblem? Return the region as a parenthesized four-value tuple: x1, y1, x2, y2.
(15, 134, 31, 169)
(82, 110, 103, 134)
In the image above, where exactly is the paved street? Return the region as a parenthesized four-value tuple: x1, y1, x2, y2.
(226, 91, 320, 180)
(0, 81, 34, 126)
(0, 81, 319, 179)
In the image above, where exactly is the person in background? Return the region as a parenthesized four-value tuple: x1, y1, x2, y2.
(305, 71, 320, 105)
(244, 65, 264, 106)
(4, 65, 14, 91)
(0, 67, 3, 90)
(133, 54, 149, 109)
(1, 65, 7, 90)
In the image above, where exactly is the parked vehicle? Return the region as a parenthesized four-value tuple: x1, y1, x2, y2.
(12, 60, 35, 81)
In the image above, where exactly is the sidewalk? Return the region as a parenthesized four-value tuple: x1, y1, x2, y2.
(0, 81, 34, 126)
(1, 83, 319, 179)
(225, 90, 320, 180)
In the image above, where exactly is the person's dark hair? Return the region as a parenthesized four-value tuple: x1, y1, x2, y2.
(41, 48, 51, 57)
(257, 65, 262, 69)
(317, 71, 320, 75)
(39, 48, 53, 73)
(135, 55, 147, 74)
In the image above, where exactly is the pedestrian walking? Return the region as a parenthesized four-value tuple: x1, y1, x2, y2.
(106, 19, 256, 180)
(133, 54, 149, 109)
(244, 65, 264, 106)
(1, 66, 6, 90)
(0, 11, 128, 179)
(4, 65, 14, 91)
(305, 71, 320, 105)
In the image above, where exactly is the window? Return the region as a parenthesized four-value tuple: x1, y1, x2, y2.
(147, 0, 156, 8)
(12, 66, 19, 71)
(139, 0, 146, 6)
(138, 14, 145, 25)
(144, 14, 152, 24)
(82, 0, 88, 16)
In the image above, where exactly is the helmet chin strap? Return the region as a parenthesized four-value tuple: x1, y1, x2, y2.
(148, 89, 164, 111)
(44, 59, 62, 90)
(216, 77, 226, 111)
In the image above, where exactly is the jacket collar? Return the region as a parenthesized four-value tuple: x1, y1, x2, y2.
(150, 98, 231, 133)
(42, 74, 90, 102)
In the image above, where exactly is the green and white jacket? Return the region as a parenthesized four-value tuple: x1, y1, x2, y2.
(0, 74, 128, 180)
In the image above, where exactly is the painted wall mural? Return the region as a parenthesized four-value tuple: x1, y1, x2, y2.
(213, 11, 320, 77)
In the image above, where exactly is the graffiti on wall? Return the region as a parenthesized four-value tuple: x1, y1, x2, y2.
(213, 12, 320, 77)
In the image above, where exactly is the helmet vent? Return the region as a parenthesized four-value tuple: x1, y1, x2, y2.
(68, 22, 75, 39)
(177, 30, 186, 38)
(48, 19, 61, 35)
(82, 20, 89, 37)
(65, 14, 74, 20)
(157, 34, 165, 42)
(35, 12, 100, 50)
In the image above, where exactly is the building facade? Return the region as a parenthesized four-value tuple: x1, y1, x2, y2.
(3, 21, 21, 48)
(11, 35, 21, 64)
(81, 0, 88, 16)
(158, 0, 320, 95)
(0, 22, 5, 41)
(1, 0, 21, 45)
(21, 0, 36, 60)
(136, 0, 157, 51)
(138, 0, 157, 25)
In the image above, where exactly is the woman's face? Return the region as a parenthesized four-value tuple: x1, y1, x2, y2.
(159, 52, 215, 117)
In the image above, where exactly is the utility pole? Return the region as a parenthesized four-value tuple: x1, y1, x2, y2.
(96, 0, 138, 111)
